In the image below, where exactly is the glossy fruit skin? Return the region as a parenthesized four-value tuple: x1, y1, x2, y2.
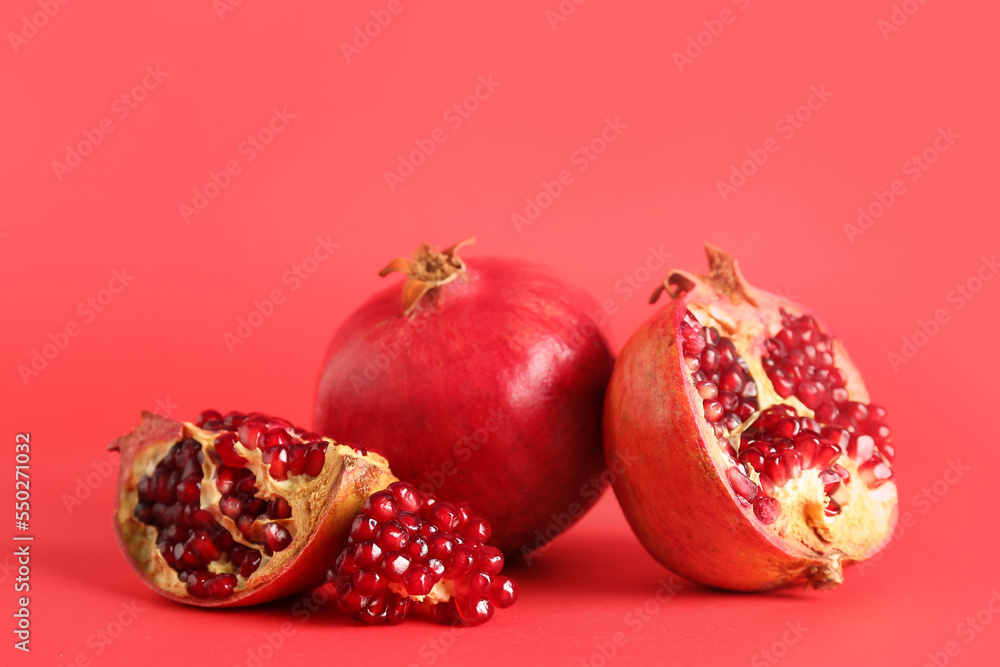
(603, 250, 897, 591)
(316, 256, 614, 555)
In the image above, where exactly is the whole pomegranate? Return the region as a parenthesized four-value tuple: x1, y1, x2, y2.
(315, 239, 614, 556)
(604, 245, 898, 591)
(112, 409, 517, 624)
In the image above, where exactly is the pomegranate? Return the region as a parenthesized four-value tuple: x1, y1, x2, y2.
(112, 409, 395, 607)
(327, 481, 518, 625)
(112, 409, 518, 623)
(315, 239, 614, 556)
(604, 245, 898, 591)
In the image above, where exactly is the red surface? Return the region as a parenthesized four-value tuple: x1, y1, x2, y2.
(2, 1, 998, 665)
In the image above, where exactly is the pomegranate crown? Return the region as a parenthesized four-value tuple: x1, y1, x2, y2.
(650, 243, 758, 307)
(380, 238, 475, 315)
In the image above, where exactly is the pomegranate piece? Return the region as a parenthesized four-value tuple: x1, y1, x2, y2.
(604, 245, 899, 591)
(314, 238, 614, 556)
(327, 482, 518, 626)
(112, 410, 396, 607)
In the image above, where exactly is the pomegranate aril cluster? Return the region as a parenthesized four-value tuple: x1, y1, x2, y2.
(133, 438, 252, 599)
(683, 311, 895, 527)
(680, 310, 759, 448)
(196, 409, 332, 481)
(328, 481, 518, 626)
(760, 314, 894, 487)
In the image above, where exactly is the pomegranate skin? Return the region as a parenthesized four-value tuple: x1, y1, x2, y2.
(315, 254, 614, 555)
(603, 248, 897, 591)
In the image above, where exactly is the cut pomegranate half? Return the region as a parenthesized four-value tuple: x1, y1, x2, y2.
(605, 245, 899, 590)
(111, 410, 396, 607)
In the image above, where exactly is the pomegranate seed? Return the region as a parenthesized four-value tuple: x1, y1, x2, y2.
(456, 597, 494, 625)
(701, 347, 719, 372)
(753, 496, 781, 524)
(388, 482, 422, 513)
(843, 402, 869, 423)
(793, 434, 821, 468)
(868, 404, 888, 420)
(696, 381, 718, 400)
(830, 368, 848, 388)
(215, 432, 246, 468)
(261, 428, 292, 450)
(824, 500, 841, 516)
(878, 442, 895, 462)
(262, 523, 292, 552)
(738, 447, 766, 473)
(206, 573, 237, 599)
(813, 442, 841, 469)
(354, 569, 387, 596)
(847, 434, 876, 462)
(304, 443, 327, 477)
(403, 566, 435, 595)
(376, 521, 409, 551)
(685, 355, 701, 372)
(351, 515, 380, 541)
(795, 381, 825, 409)
(380, 551, 411, 581)
(719, 368, 744, 393)
(860, 420, 892, 446)
(834, 463, 851, 484)
(489, 576, 518, 609)
(703, 400, 724, 423)
(262, 446, 289, 480)
(195, 410, 222, 428)
(814, 401, 839, 423)
(287, 444, 308, 477)
(267, 497, 293, 520)
(407, 535, 430, 560)
(354, 541, 383, 567)
(859, 458, 894, 489)
(364, 492, 399, 522)
(240, 550, 262, 577)
(219, 495, 243, 519)
(726, 466, 758, 502)
(464, 517, 491, 543)
(237, 420, 267, 450)
(818, 468, 841, 496)
(820, 426, 850, 450)
(426, 502, 460, 531)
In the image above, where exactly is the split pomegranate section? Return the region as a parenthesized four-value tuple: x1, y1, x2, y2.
(112, 409, 517, 623)
(604, 245, 898, 591)
(682, 309, 895, 526)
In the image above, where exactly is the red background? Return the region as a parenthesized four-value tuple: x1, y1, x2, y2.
(2, 1, 998, 665)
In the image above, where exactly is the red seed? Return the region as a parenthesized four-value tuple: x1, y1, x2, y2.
(363, 492, 399, 522)
(403, 566, 434, 595)
(704, 400, 724, 423)
(237, 420, 267, 450)
(213, 432, 245, 468)
(726, 466, 758, 502)
(859, 458, 894, 489)
(847, 434, 876, 462)
(753, 496, 781, 524)
(261, 428, 292, 450)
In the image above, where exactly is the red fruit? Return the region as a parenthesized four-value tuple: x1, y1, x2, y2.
(314, 239, 614, 554)
(604, 245, 899, 591)
(111, 410, 396, 607)
(327, 482, 518, 626)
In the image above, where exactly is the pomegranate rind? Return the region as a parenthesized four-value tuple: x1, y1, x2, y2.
(111, 411, 397, 607)
(604, 248, 898, 591)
